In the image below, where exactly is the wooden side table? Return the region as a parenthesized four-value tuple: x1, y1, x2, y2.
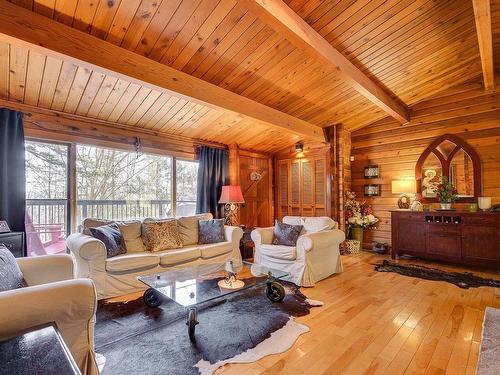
(239, 227, 255, 260)
(0, 323, 81, 375)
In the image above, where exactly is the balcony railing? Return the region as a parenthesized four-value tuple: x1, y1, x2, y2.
(25, 198, 196, 256)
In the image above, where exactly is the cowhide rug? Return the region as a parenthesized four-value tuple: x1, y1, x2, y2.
(374, 260, 500, 289)
(477, 307, 500, 375)
(95, 280, 322, 375)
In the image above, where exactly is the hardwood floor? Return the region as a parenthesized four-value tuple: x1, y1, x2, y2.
(218, 252, 499, 375)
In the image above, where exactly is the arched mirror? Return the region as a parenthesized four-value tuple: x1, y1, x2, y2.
(449, 149, 474, 197)
(415, 134, 481, 203)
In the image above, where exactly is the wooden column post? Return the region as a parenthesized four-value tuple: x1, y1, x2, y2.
(337, 125, 352, 233)
(324, 124, 351, 232)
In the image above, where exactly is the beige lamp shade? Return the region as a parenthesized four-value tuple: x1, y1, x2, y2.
(392, 179, 416, 194)
(218, 185, 245, 204)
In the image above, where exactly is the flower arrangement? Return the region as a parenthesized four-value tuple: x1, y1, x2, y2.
(345, 191, 379, 229)
(433, 176, 458, 203)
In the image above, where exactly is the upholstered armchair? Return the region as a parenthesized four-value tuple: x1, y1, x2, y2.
(0, 254, 98, 375)
(251, 216, 345, 287)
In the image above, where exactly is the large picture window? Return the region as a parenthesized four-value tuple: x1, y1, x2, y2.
(76, 145, 173, 226)
(25, 140, 69, 256)
(175, 159, 198, 217)
(25, 141, 198, 256)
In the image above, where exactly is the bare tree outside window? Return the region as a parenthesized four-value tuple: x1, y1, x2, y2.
(76, 145, 173, 224)
(25, 141, 69, 256)
(176, 159, 198, 216)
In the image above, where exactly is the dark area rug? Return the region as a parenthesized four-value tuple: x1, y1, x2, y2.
(95, 279, 319, 375)
(374, 260, 500, 289)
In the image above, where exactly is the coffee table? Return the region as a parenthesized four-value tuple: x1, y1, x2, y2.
(137, 260, 288, 341)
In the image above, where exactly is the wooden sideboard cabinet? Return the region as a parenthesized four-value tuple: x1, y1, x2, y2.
(390, 210, 500, 268)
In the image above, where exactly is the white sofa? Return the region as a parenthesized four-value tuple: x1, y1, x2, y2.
(252, 216, 345, 287)
(0, 254, 98, 375)
(67, 214, 243, 300)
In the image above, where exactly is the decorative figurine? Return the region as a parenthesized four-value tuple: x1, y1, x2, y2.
(411, 193, 424, 211)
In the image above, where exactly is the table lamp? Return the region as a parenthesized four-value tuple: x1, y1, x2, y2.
(218, 185, 245, 226)
(392, 179, 416, 209)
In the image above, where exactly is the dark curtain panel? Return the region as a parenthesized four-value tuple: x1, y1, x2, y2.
(196, 146, 229, 218)
(0, 108, 25, 233)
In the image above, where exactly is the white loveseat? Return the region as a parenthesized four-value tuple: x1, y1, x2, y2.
(67, 213, 243, 300)
(0, 254, 98, 375)
(252, 216, 345, 287)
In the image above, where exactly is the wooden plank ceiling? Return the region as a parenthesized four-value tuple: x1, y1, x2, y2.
(493, 0, 500, 73)
(0, 0, 495, 152)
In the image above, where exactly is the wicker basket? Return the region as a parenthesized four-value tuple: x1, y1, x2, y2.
(345, 240, 361, 254)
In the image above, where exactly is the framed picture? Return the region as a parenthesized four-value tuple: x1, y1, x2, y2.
(364, 184, 380, 196)
(0, 221, 11, 233)
(364, 165, 379, 179)
(421, 168, 441, 198)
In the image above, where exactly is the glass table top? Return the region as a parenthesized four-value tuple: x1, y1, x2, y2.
(137, 260, 288, 307)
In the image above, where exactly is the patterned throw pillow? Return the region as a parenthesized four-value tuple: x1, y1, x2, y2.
(272, 220, 303, 246)
(89, 223, 126, 258)
(0, 245, 27, 291)
(198, 219, 225, 244)
(142, 219, 183, 252)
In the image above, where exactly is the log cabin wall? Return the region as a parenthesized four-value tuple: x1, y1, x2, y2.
(350, 79, 500, 249)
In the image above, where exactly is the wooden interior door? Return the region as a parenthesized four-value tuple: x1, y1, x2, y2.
(277, 160, 290, 220)
(290, 159, 301, 216)
(275, 151, 330, 221)
(301, 158, 314, 217)
(314, 158, 327, 216)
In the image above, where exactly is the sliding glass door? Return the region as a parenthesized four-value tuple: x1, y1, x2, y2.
(25, 141, 199, 256)
(25, 140, 70, 256)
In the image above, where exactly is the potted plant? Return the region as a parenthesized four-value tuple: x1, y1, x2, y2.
(434, 176, 458, 210)
(345, 191, 379, 245)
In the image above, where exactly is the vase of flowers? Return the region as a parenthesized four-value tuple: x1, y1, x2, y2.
(345, 191, 379, 245)
(434, 176, 458, 210)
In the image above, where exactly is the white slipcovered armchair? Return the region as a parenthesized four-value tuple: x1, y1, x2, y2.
(252, 216, 345, 287)
(0, 254, 98, 375)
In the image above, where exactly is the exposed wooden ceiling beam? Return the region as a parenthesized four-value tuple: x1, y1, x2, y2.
(0, 98, 227, 156)
(241, 0, 410, 124)
(0, 0, 324, 141)
(472, 0, 495, 90)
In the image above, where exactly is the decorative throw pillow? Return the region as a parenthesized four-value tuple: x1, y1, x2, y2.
(272, 220, 303, 246)
(177, 213, 213, 246)
(142, 219, 183, 252)
(198, 219, 225, 244)
(117, 220, 146, 253)
(89, 223, 126, 258)
(82, 218, 114, 235)
(0, 245, 27, 292)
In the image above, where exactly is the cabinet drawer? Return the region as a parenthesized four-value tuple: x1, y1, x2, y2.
(427, 234, 461, 257)
(428, 224, 461, 236)
(397, 213, 425, 222)
(463, 215, 498, 226)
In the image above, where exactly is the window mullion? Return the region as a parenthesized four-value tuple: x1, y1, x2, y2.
(69, 143, 77, 234)
(172, 156, 177, 218)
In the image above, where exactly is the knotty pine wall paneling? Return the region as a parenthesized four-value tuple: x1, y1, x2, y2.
(350, 80, 500, 249)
